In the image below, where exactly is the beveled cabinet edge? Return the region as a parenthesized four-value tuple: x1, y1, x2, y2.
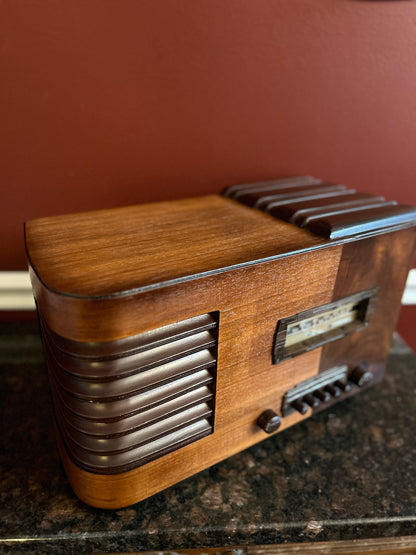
(24, 194, 416, 303)
(24, 196, 326, 299)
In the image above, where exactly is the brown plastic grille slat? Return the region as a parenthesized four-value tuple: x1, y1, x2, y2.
(54, 384, 214, 436)
(42, 323, 216, 379)
(42, 312, 216, 359)
(224, 177, 416, 239)
(306, 204, 416, 239)
(50, 350, 216, 401)
(238, 184, 347, 209)
(41, 312, 219, 474)
(222, 175, 321, 198)
(266, 192, 383, 224)
(50, 369, 214, 420)
(59, 418, 213, 474)
(56, 402, 213, 452)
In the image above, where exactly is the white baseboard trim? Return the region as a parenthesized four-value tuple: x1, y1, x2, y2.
(402, 268, 416, 305)
(0, 269, 415, 311)
(0, 272, 36, 310)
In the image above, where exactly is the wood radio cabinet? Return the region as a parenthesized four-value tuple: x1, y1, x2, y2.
(25, 176, 416, 508)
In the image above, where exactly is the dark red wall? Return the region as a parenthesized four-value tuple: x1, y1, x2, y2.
(2, 0, 416, 270)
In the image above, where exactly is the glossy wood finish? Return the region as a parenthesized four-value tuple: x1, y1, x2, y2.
(25, 195, 326, 299)
(320, 227, 416, 374)
(55, 246, 342, 507)
(25, 186, 416, 508)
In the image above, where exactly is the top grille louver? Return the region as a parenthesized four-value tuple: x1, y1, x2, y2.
(224, 177, 416, 239)
(40, 312, 219, 474)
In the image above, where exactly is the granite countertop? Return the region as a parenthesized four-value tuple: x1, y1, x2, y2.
(0, 321, 415, 554)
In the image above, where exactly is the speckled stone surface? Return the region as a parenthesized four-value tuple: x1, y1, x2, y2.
(0, 321, 415, 554)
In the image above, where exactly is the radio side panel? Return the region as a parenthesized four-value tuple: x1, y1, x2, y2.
(320, 227, 416, 374)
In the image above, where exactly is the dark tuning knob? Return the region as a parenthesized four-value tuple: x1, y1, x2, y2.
(257, 410, 282, 434)
(349, 365, 373, 387)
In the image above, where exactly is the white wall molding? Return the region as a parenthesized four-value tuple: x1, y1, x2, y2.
(0, 271, 36, 310)
(0, 269, 415, 311)
(402, 268, 416, 305)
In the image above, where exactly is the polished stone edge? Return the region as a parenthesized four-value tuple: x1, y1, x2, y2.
(2, 521, 416, 554)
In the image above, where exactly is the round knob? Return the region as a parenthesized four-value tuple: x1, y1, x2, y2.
(350, 365, 373, 387)
(257, 410, 282, 434)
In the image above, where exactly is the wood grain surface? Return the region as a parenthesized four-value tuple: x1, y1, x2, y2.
(320, 228, 416, 373)
(56, 245, 342, 507)
(25, 194, 416, 508)
(25, 195, 325, 298)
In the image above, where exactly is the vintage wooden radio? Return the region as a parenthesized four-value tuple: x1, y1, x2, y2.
(25, 176, 416, 509)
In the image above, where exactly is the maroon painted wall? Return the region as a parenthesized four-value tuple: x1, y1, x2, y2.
(2, 0, 416, 270)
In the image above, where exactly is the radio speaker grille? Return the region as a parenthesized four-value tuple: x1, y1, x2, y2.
(39, 312, 218, 474)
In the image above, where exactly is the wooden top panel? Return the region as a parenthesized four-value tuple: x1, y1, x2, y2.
(25, 195, 325, 298)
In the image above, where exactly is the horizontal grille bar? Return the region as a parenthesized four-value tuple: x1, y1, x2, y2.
(55, 385, 214, 436)
(41, 312, 217, 359)
(41, 312, 219, 474)
(56, 402, 213, 453)
(224, 178, 416, 239)
(49, 349, 216, 400)
(59, 418, 213, 474)
(51, 369, 214, 421)
(43, 325, 216, 380)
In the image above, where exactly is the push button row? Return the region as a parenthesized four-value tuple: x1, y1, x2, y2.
(290, 380, 350, 414)
(257, 365, 373, 433)
(290, 366, 371, 415)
